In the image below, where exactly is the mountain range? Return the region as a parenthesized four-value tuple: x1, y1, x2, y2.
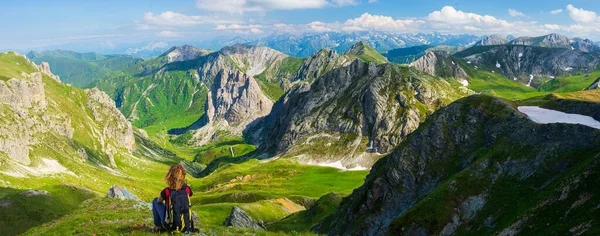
(3, 31, 600, 235)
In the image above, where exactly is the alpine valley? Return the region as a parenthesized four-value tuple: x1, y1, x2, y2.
(3, 6, 600, 235)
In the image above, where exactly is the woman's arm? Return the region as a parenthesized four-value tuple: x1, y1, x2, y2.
(157, 196, 164, 203)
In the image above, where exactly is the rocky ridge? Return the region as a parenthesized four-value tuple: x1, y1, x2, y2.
(318, 95, 600, 235)
(251, 59, 470, 168)
(410, 51, 469, 86)
(474, 34, 510, 46)
(0, 52, 136, 177)
(163, 45, 210, 63)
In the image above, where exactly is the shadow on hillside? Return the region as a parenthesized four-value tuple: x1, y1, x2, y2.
(0, 185, 94, 236)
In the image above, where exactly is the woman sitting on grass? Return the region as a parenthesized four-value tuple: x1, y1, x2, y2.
(152, 164, 194, 232)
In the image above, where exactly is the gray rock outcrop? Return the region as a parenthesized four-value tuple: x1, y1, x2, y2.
(106, 185, 142, 201)
(223, 206, 265, 230)
(410, 51, 469, 85)
(38, 61, 60, 81)
(292, 48, 351, 83)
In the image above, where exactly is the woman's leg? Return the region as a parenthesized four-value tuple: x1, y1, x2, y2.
(152, 198, 167, 228)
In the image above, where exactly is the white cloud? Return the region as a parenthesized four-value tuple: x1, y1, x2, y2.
(196, 0, 329, 14)
(463, 26, 481, 31)
(544, 24, 561, 30)
(508, 9, 525, 17)
(566, 4, 597, 23)
(550, 9, 563, 15)
(308, 21, 333, 32)
(343, 13, 424, 32)
(250, 28, 264, 34)
(157, 30, 179, 37)
(367, 0, 378, 3)
(142, 11, 236, 27)
(428, 6, 510, 27)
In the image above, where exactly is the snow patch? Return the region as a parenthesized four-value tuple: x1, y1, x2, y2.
(564, 67, 573, 71)
(518, 53, 523, 58)
(518, 106, 600, 129)
(467, 61, 472, 64)
(459, 79, 469, 86)
(527, 74, 534, 86)
(496, 61, 501, 68)
(309, 161, 368, 171)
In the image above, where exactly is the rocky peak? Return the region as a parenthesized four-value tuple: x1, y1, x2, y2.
(291, 48, 351, 82)
(163, 45, 209, 63)
(37, 61, 60, 82)
(474, 34, 509, 46)
(509, 33, 571, 48)
(345, 41, 370, 55)
(191, 69, 273, 145)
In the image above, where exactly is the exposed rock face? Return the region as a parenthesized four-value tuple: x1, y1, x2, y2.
(191, 70, 273, 145)
(410, 51, 469, 85)
(163, 45, 209, 63)
(219, 44, 288, 77)
(571, 38, 600, 53)
(252, 60, 470, 168)
(106, 185, 142, 201)
(0, 72, 73, 166)
(587, 77, 600, 90)
(223, 206, 265, 230)
(457, 45, 600, 84)
(38, 61, 60, 81)
(474, 34, 509, 46)
(318, 95, 600, 235)
(86, 88, 135, 164)
(509, 33, 571, 48)
(0, 53, 137, 176)
(292, 48, 351, 83)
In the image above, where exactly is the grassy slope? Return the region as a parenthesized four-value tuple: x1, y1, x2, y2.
(455, 58, 600, 101)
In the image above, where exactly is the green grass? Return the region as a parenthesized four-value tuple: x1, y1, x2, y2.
(0, 185, 95, 235)
(254, 72, 285, 101)
(0, 52, 38, 81)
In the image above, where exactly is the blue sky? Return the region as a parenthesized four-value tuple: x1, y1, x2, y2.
(1, 0, 599, 50)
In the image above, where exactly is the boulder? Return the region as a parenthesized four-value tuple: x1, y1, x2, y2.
(223, 206, 265, 230)
(106, 185, 141, 201)
(20, 189, 50, 197)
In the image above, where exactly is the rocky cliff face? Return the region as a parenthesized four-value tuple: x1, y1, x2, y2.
(163, 45, 209, 63)
(219, 44, 288, 77)
(291, 48, 351, 83)
(252, 60, 470, 168)
(571, 38, 600, 53)
(0, 52, 135, 176)
(457, 45, 600, 84)
(191, 70, 273, 145)
(318, 95, 600, 235)
(509, 33, 571, 48)
(474, 34, 509, 46)
(410, 51, 469, 85)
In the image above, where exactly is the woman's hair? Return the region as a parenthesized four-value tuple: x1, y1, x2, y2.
(165, 164, 186, 190)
